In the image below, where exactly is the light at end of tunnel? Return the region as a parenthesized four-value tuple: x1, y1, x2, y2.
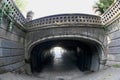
(51, 47, 65, 59)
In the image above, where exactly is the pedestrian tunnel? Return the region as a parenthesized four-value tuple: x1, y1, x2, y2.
(29, 39, 105, 73)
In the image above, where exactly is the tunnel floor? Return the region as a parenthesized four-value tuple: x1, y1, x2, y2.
(36, 67, 84, 80)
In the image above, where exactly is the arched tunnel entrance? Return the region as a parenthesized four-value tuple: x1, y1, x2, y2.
(30, 39, 103, 73)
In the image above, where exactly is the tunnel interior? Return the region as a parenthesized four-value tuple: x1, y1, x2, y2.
(30, 39, 101, 73)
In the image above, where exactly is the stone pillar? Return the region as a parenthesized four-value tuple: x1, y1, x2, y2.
(26, 11, 34, 21)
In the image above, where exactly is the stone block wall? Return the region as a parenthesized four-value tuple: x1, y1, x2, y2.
(101, 0, 120, 63)
(107, 17, 120, 62)
(0, 18, 26, 73)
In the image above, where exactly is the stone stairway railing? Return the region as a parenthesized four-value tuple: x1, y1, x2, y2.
(0, 0, 119, 28)
(0, 0, 27, 26)
(101, 0, 120, 26)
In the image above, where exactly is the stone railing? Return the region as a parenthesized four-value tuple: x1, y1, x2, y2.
(101, 0, 120, 25)
(26, 14, 102, 28)
(0, 0, 27, 25)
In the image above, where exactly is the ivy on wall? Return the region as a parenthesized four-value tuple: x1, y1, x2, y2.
(0, 1, 14, 31)
(0, 3, 6, 27)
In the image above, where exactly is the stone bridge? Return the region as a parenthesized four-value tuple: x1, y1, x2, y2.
(0, 0, 120, 74)
(25, 14, 106, 72)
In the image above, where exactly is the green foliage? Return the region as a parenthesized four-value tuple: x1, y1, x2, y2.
(13, 0, 28, 12)
(8, 21, 13, 31)
(0, 3, 6, 13)
(0, 2, 7, 27)
(0, 2, 14, 30)
(113, 64, 120, 68)
(93, 0, 115, 15)
(7, 6, 14, 15)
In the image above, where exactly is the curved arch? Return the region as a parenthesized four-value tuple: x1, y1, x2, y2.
(28, 35, 106, 72)
(27, 35, 105, 59)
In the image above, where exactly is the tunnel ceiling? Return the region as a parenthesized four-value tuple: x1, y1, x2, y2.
(30, 39, 101, 53)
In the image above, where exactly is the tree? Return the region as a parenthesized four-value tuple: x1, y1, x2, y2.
(13, 0, 28, 12)
(93, 0, 115, 15)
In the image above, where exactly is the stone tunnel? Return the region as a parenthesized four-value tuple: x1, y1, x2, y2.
(26, 14, 106, 73)
(0, 0, 120, 75)
(29, 39, 104, 73)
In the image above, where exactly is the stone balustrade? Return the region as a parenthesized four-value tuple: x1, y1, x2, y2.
(0, 0, 27, 25)
(101, 0, 120, 25)
(26, 14, 102, 28)
(0, 0, 119, 27)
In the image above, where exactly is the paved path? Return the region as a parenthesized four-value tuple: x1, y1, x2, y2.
(0, 66, 120, 80)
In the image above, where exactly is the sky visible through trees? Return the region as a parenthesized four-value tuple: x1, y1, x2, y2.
(24, 0, 99, 19)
